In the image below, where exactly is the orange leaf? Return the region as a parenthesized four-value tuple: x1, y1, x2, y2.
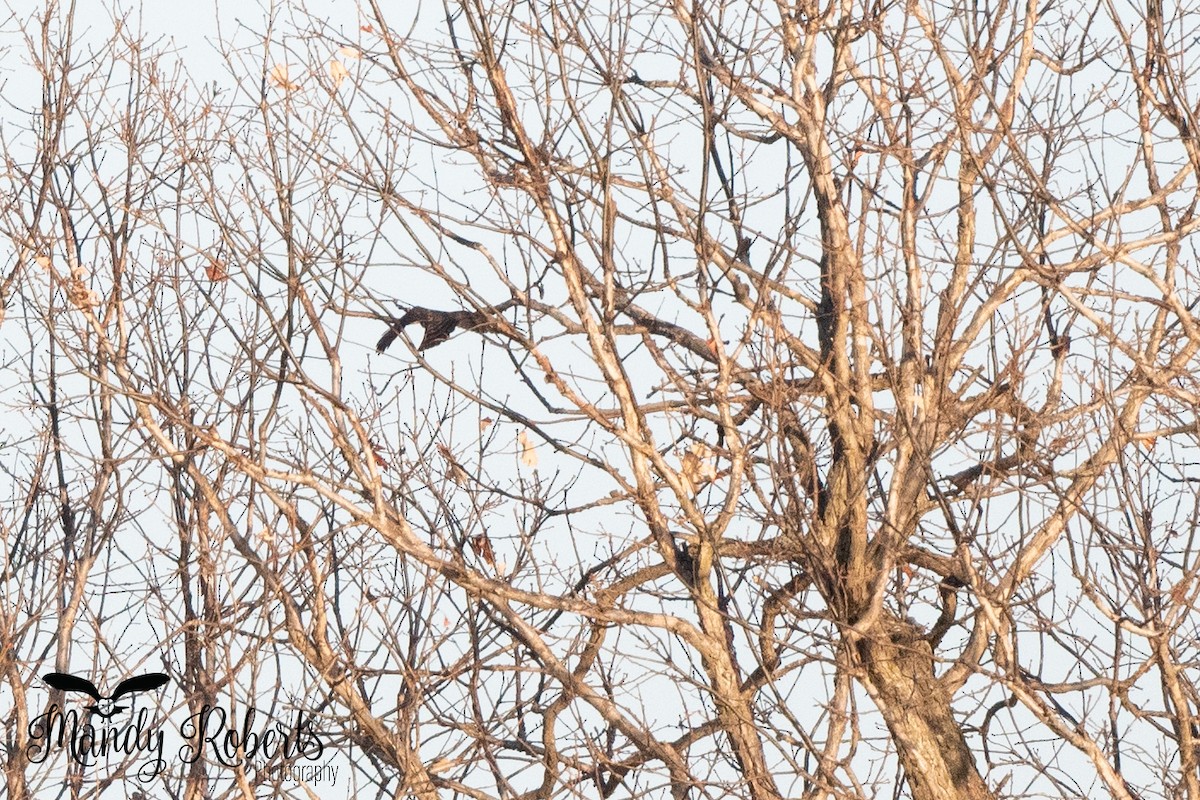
(205, 259, 228, 282)
(370, 440, 391, 471)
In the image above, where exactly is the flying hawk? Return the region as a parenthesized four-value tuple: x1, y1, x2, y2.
(376, 301, 515, 353)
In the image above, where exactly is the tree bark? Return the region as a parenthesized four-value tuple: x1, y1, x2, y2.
(856, 615, 993, 800)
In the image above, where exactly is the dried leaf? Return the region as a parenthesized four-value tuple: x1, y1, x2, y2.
(327, 59, 350, 89)
(269, 63, 300, 91)
(1170, 580, 1189, 604)
(479, 417, 494, 432)
(681, 443, 717, 492)
(448, 462, 469, 486)
(370, 440, 391, 471)
(518, 429, 539, 468)
(67, 281, 99, 310)
(437, 444, 469, 485)
(338, 46, 362, 59)
(470, 533, 496, 567)
(205, 259, 228, 282)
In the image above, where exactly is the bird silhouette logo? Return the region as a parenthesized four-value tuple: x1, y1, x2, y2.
(42, 672, 170, 719)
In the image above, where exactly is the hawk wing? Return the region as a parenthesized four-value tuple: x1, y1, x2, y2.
(416, 313, 461, 350)
(376, 308, 437, 353)
(375, 326, 399, 353)
(376, 308, 418, 353)
(376, 308, 462, 352)
(377, 302, 513, 353)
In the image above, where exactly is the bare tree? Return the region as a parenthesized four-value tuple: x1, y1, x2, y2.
(2, 0, 1200, 799)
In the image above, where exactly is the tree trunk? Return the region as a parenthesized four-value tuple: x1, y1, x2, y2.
(856, 615, 993, 800)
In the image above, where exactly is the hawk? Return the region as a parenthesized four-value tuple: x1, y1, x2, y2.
(376, 301, 515, 353)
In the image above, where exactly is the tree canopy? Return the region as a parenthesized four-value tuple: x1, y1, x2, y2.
(2, 1, 1200, 798)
